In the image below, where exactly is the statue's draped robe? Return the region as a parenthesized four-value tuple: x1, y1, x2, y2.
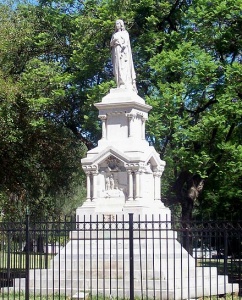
(110, 30, 136, 91)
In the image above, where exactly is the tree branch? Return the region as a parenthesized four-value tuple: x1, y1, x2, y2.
(65, 121, 95, 150)
(206, 122, 236, 176)
(186, 99, 217, 115)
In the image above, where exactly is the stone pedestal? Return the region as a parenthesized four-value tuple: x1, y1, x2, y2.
(77, 88, 169, 221)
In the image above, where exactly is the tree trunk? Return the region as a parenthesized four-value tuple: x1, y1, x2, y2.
(172, 171, 204, 253)
(37, 235, 44, 253)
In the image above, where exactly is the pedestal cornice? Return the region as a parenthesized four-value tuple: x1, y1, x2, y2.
(95, 88, 152, 113)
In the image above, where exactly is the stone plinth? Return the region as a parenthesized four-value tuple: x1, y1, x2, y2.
(78, 88, 168, 222)
(10, 227, 238, 299)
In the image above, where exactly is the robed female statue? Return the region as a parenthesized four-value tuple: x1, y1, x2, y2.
(110, 20, 137, 93)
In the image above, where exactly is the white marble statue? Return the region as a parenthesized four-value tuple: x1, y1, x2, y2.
(105, 176, 110, 190)
(110, 19, 137, 92)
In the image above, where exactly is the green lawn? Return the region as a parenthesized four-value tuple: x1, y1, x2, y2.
(0, 293, 67, 300)
(0, 293, 240, 300)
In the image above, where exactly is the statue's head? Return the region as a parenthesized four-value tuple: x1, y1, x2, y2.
(115, 19, 125, 31)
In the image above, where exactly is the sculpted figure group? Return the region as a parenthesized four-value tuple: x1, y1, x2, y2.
(110, 19, 137, 93)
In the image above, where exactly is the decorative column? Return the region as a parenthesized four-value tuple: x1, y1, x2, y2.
(153, 167, 163, 201)
(134, 170, 140, 200)
(127, 170, 134, 201)
(99, 115, 107, 139)
(83, 164, 98, 203)
(141, 117, 147, 140)
(127, 113, 135, 137)
(92, 171, 98, 202)
(154, 173, 160, 201)
(86, 172, 91, 202)
(139, 169, 144, 200)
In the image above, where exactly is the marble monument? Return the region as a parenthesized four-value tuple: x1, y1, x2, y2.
(8, 20, 238, 300)
(76, 19, 169, 222)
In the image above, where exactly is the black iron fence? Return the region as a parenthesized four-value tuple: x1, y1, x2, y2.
(0, 214, 242, 300)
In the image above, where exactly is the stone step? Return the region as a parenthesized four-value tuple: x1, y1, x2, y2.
(14, 273, 229, 290)
(6, 281, 238, 300)
(61, 238, 184, 249)
(6, 228, 240, 299)
(49, 254, 196, 268)
(70, 230, 177, 240)
(50, 261, 197, 273)
(25, 265, 217, 280)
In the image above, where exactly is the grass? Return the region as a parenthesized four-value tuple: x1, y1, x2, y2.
(0, 292, 66, 299)
(0, 293, 241, 300)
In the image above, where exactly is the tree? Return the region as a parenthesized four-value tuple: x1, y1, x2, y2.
(145, 0, 242, 220)
(0, 2, 87, 221)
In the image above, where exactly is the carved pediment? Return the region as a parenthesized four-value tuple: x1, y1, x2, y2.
(98, 153, 126, 172)
(106, 155, 120, 171)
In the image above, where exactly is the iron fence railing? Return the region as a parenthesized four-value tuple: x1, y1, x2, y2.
(0, 214, 241, 299)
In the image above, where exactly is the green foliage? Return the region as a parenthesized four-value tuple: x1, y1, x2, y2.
(0, 1, 88, 221)
(145, 0, 242, 218)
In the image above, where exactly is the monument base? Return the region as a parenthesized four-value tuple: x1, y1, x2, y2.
(9, 209, 239, 299)
(6, 88, 239, 298)
(76, 199, 172, 224)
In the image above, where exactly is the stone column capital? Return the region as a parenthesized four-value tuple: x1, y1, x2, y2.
(98, 114, 107, 120)
(82, 164, 98, 174)
(125, 162, 145, 172)
(153, 171, 162, 177)
(126, 113, 135, 120)
(153, 166, 164, 177)
(127, 169, 133, 175)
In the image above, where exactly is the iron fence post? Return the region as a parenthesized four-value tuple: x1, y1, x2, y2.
(25, 207, 30, 300)
(7, 226, 11, 288)
(224, 228, 228, 274)
(129, 213, 134, 300)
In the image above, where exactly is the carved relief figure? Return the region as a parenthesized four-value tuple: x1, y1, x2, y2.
(114, 179, 119, 189)
(110, 19, 137, 92)
(105, 174, 120, 192)
(105, 176, 110, 190)
(110, 174, 115, 190)
(107, 156, 120, 171)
